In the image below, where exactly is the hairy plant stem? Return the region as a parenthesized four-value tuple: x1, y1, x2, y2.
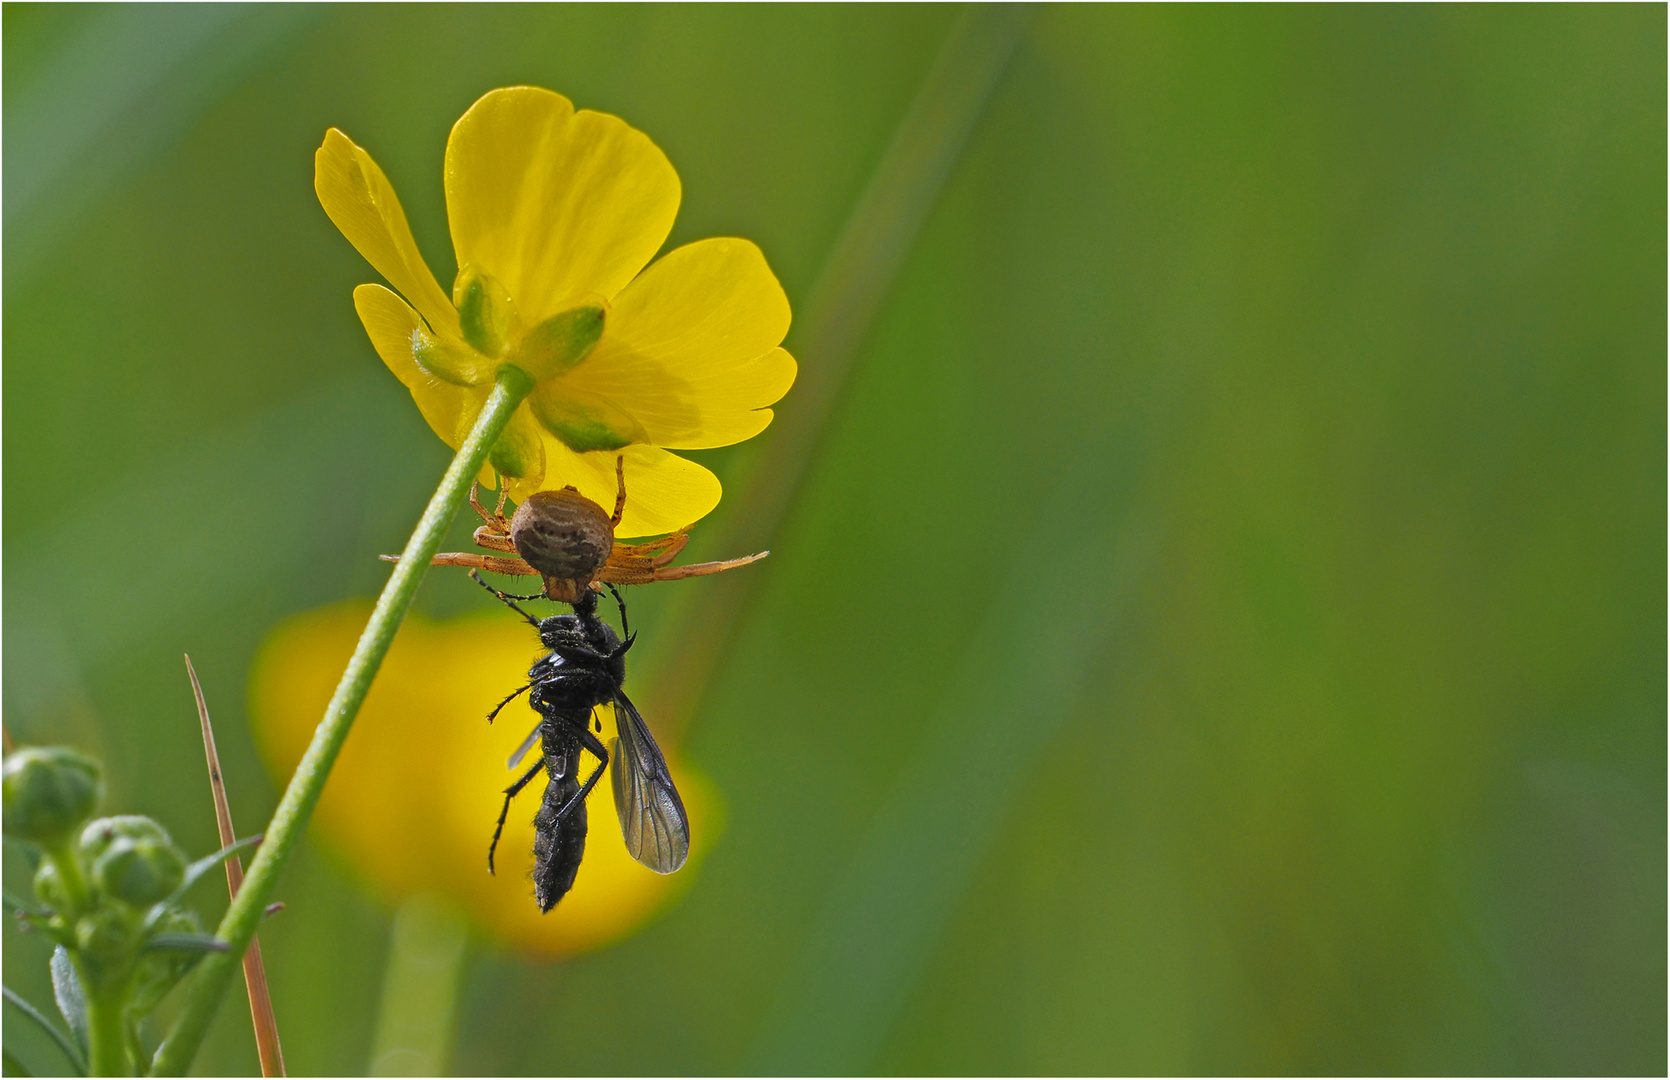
(148, 366, 536, 1076)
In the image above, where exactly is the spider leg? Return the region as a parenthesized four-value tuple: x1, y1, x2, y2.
(489, 757, 547, 873)
(470, 526, 520, 554)
(470, 569, 542, 627)
(609, 454, 627, 529)
(599, 550, 770, 585)
(611, 532, 685, 558)
(648, 532, 692, 567)
(382, 550, 534, 579)
(468, 483, 493, 526)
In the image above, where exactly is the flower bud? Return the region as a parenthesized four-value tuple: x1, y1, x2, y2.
(75, 907, 134, 960)
(78, 815, 170, 862)
(74, 907, 141, 993)
(87, 822, 186, 908)
(2, 748, 103, 846)
(33, 859, 71, 911)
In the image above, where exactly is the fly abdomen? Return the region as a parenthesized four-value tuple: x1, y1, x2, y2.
(532, 726, 588, 912)
(532, 770, 586, 912)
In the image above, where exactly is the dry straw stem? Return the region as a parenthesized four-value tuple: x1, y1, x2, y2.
(185, 655, 285, 1077)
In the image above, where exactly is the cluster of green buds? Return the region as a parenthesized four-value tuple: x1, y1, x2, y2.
(3, 747, 258, 1076)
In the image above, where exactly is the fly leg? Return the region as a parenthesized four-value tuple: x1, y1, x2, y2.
(486, 682, 534, 725)
(470, 569, 544, 624)
(489, 757, 547, 874)
(604, 583, 634, 648)
(548, 724, 611, 824)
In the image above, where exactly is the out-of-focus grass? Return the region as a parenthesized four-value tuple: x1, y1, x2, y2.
(4, 5, 1662, 1075)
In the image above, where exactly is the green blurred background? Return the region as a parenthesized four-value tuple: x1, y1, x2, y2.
(4, 4, 1663, 1074)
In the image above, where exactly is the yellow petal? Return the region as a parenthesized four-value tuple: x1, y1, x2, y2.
(506, 441, 721, 538)
(249, 603, 719, 957)
(317, 130, 460, 339)
(567, 239, 796, 449)
(444, 87, 680, 325)
(354, 285, 486, 450)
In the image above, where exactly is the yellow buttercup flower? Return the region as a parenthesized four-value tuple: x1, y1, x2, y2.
(316, 86, 795, 537)
(250, 601, 721, 956)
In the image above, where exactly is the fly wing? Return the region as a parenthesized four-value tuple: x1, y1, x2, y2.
(506, 721, 542, 770)
(609, 691, 690, 873)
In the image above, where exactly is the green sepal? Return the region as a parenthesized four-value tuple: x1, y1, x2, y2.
(453, 265, 519, 358)
(486, 406, 546, 482)
(515, 304, 605, 381)
(412, 325, 497, 387)
(529, 384, 645, 453)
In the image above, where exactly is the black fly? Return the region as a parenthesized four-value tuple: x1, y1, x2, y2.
(473, 571, 690, 912)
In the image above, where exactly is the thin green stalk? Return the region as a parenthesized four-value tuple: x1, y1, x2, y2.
(149, 366, 535, 1076)
(45, 838, 92, 916)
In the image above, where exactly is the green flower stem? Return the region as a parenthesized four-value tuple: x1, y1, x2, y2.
(84, 981, 130, 1076)
(149, 366, 536, 1076)
(45, 838, 91, 916)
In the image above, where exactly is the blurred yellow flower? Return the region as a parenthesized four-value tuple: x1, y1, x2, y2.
(249, 601, 720, 956)
(316, 86, 796, 537)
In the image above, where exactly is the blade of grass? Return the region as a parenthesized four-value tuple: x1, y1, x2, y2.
(750, 425, 1157, 1073)
(642, 2, 1038, 737)
(184, 655, 285, 1078)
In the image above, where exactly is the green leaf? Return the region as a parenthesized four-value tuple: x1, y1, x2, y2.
(49, 947, 87, 1055)
(3, 983, 86, 1076)
(143, 934, 229, 954)
(142, 834, 261, 931)
(2, 890, 49, 918)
